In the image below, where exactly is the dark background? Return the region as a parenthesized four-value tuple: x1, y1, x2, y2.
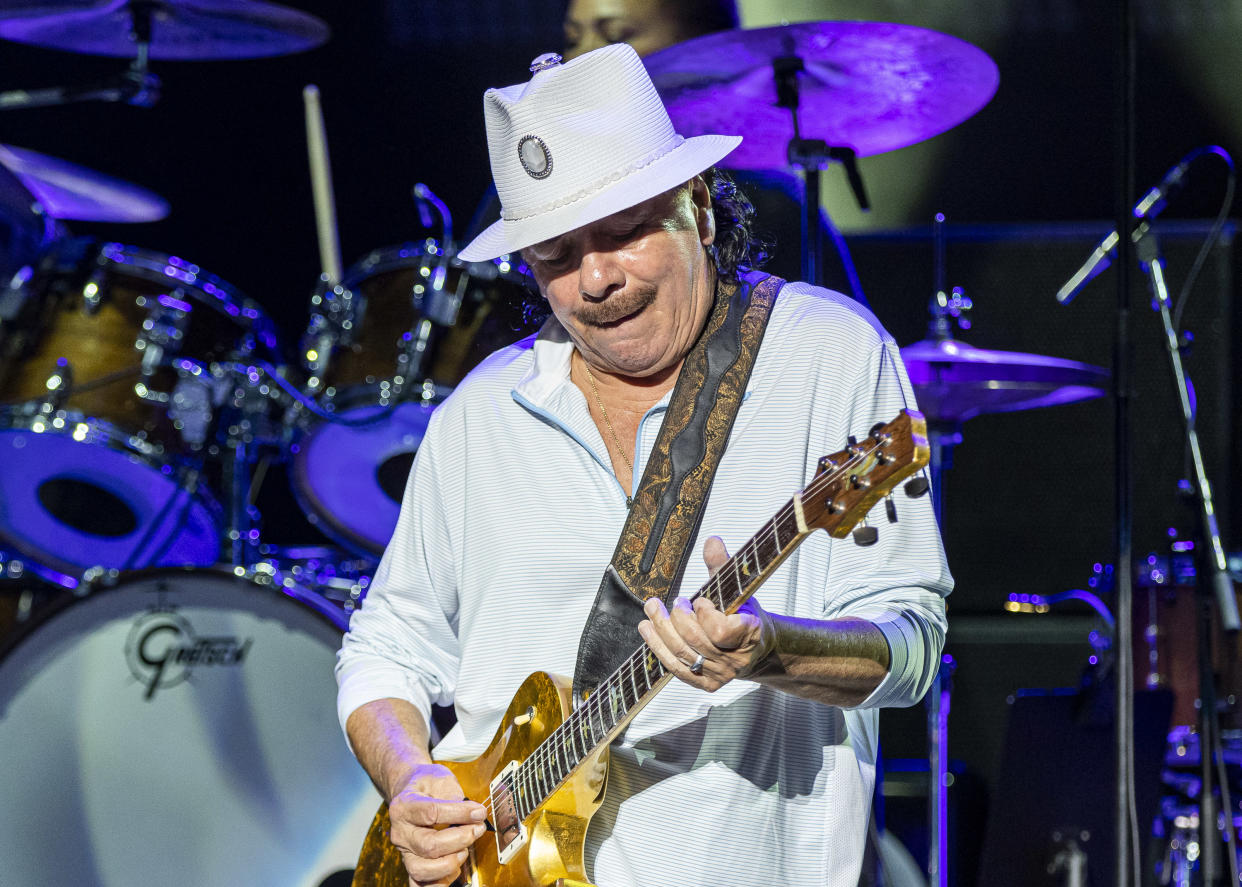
(2, 2, 1240, 883)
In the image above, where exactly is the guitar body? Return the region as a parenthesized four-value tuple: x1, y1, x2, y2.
(352, 671, 607, 887)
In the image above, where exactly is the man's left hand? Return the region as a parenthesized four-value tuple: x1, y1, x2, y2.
(637, 535, 775, 691)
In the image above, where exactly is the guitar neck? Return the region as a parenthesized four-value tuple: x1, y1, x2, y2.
(509, 496, 811, 819)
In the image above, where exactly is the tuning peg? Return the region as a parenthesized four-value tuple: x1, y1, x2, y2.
(852, 522, 878, 546)
(885, 495, 898, 523)
(904, 476, 930, 498)
(868, 422, 888, 441)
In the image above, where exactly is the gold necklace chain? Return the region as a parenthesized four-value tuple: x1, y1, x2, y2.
(581, 359, 633, 474)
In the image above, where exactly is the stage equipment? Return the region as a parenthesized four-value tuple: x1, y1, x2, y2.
(0, 0, 329, 110)
(1055, 145, 1241, 885)
(0, 0, 330, 60)
(0, 566, 377, 887)
(644, 21, 998, 285)
(290, 240, 533, 556)
(0, 143, 169, 222)
(0, 242, 281, 576)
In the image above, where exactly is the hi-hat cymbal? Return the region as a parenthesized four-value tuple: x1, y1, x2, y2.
(0, 0, 330, 60)
(644, 21, 999, 171)
(0, 144, 168, 222)
(902, 337, 1109, 424)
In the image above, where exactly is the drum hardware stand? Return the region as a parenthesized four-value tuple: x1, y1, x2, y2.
(927, 653, 956, 887)
(771, 48, 870, 287)
(1048, 830, 1091, 887)
(1134, 226, 1239, 885)
(301, 277, 356, 397)
(403, 183, 466, 391)
(0, 2, 161, 110)
(218, 362, 278, 567)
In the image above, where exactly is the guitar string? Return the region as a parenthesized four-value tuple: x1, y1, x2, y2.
(506, 441, 890, 811)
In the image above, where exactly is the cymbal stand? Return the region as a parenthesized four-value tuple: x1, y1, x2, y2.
(923, 214, 968, 887)
(0, 2, 160, 110)
(1135, 229, 1240, 884)
(771, 50, 869, 287)
(928, 653, 956, 887)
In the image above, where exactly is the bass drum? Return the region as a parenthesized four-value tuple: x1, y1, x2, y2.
(0, 567, 377, 887)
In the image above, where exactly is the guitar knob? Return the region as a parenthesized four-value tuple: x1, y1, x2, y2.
(884, 495, 898, 524)
(852, 525, 879, 546)
(904, 476, 930, 498)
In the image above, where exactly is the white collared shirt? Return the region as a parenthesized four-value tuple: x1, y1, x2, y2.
(337, 278, 952, 887)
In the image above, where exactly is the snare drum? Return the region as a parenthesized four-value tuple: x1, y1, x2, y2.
(0, 243, 281, 575)
(292, 241, 534, 555)
(0, 566, 377, 887)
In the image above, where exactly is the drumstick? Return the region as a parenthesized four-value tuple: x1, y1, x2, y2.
(302, 84, 343, 286)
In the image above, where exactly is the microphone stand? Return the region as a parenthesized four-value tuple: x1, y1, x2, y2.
(1134, 229, 1240, 885)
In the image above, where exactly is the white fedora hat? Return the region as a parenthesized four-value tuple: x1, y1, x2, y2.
(457, 43, 741, 263)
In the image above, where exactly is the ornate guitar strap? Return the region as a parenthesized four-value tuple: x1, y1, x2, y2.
(572, 272, 783, 701)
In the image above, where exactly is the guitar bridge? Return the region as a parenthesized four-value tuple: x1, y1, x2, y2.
(489, 760, 528, 864)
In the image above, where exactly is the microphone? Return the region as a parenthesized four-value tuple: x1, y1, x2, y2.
(1055, 157, 1192, 305)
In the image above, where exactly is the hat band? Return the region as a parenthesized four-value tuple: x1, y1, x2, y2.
(501, 134, 685, 223)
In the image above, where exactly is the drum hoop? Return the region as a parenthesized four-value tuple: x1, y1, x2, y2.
(0, 564, 349, 666)
(98, 243, 281, 352)
(343, 241, 526, 290)
(0, 408, 220, 480)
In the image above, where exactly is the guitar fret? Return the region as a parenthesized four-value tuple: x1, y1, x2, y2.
(586, 690, 603, 743)
(567, 711, 584, 764)
(626, 655, 642, 707)
(555, 736, 568, 784)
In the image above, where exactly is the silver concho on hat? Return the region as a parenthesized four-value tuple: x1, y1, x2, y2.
(517, 135, 553, 180)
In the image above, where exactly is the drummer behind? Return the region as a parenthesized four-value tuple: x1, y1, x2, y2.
(337, 44, 950, 887)
(561, 0, 738, 58)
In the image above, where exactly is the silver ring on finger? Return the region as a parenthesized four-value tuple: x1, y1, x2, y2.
(689, 652, 705, 675)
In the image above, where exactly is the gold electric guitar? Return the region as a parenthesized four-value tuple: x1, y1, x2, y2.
(351, 409, 931, 887)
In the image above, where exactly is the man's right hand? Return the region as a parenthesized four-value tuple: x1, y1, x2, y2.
(388, 762, 488, 887)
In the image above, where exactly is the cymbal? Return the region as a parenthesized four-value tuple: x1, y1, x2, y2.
(0, 0, 330, 60)
(0, 144, 169, 222)
(644, 21, 999, 170)
(902, 337, 1109, 424)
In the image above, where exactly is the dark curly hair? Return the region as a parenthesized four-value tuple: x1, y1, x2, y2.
(516, 168, 769, 325)
(702, 166, 770, 281)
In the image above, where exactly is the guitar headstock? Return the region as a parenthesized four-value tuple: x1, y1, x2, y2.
(800, 409, 931, 542)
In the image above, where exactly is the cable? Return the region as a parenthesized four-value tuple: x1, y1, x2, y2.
(1171, 146, 1236, 333)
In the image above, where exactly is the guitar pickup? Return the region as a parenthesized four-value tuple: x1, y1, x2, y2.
(490, 760, 528, 864)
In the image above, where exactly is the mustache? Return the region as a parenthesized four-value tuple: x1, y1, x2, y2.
(572, 286, 658, 327)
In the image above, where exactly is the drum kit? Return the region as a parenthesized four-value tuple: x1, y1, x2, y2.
(0, 5, 1226, 887)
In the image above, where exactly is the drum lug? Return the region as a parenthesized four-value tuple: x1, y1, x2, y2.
(38, 358, 72, 413)
(134, 292, 191, 382)
(169, 360, 216, 447)
(81, 267, 105, 314)
(302, 276, 356, 392)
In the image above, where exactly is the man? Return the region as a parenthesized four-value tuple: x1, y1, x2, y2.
(337, 44, 950, 887)
(561, 0, 738, 59)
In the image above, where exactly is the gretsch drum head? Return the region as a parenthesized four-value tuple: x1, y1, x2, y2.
(0, 567, 377, 886)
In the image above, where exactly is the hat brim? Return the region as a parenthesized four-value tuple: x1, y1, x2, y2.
(457, 133, 742, 263)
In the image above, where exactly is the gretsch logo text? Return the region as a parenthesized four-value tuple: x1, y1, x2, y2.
(125, 609, 252, 700)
